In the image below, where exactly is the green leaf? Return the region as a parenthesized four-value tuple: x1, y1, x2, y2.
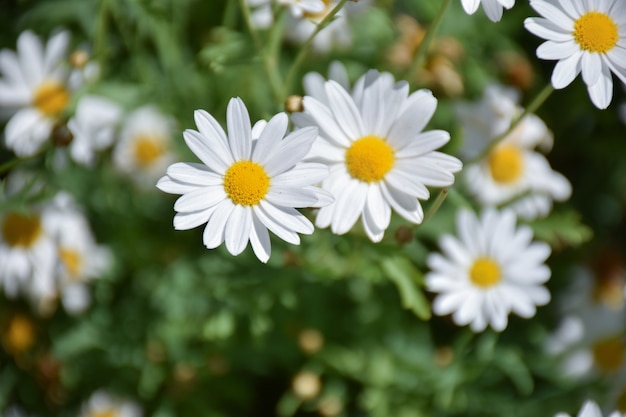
(527, 210, 593, 248)
(381, 256, 431, 320)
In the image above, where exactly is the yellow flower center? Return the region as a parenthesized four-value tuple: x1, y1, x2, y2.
(90, 409, 118, 417)
(223, 160, 270, 206)
(574, 12, 619, 53)
(345, 135, 395, 183)
(33, 80, 70, 116)
(469, 257, 501, 288)
(488, 145, 524, 184)
(2, 212, 43, 248)
(5, 315, 34, 353)
(59, 247, 82, 278)
(592, 336, 625, 373)
(133, 135, 165, 167)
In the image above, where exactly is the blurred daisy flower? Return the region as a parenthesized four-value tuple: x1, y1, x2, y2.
(79, 391, 142, 417)
(0, 30, 75, 156)
(457, 84, 571, 220)
(425, 208, 551, 332)
(293, 70, 462, 242)
(157, 97, 333, 263)
(46, 192, 111, 314)
(113, 106, 176, 188)
(460, 0, 515, 22)
(279, 0, 325, 18)
(556, 400, 625, 417)
(525, 0, 626, 109)
(67, 95, 122, 166)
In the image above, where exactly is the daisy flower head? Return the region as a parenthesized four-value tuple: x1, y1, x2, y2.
(525, 0, 626, 109)
(292, 70, 462, 242)
(113, 106, 176, 188)
(157, 97, 333, 263)
(0, 30, 74, 157)
(460, 0, 515, 22)
(457, 84, 571, 220)
(79, 391, 142, 417)
(556, 400, 625, 417)
(425, 208, 551, 332)
(67, 95, 122, 166)
(278, 0, 326, 18)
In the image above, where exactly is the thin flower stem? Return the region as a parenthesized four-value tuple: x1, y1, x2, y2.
(283, 0, 350, 98)
(0, 148, 47, 175)
(222, 0, 239, 29)
(423, 187, 448, 223)
(467, 83, 554, 165)
(94, 0, 110, 72)
(407, 0, 452, 79)
(238, 0, 285, 105)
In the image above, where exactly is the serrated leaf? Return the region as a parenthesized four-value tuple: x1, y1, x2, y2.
(381, 256, 431, 320)
(527, 210, 592, 248)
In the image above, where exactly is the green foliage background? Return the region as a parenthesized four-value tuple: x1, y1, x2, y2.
(1, 0, 625, 416)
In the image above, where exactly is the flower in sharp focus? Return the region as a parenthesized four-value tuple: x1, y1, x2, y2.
(0, 30, 74, 157)
(457, 84, 571, 220)
(157, 97, 333, 263)
(293, 70, 462, 242)
(525, 0, 626, 109)
(79, 391, 142, 417)
(113, 106, 176, 188)
(425, 208, 551, 332)
(460, 0, 515, 22)
(67, 95, 122, 166)
(556, 400, 625, 417)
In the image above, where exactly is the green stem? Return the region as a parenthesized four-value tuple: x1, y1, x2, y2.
(283, 0, 349, 98)
(238, 0, 284, 105)
(94, 0, 110, 73)
(0, 148, 47, 175)
(423, 188, 448, 223)
(407, 0, 452, 80)
(222, 0, 239, 29)
(467, 83, 554, 164)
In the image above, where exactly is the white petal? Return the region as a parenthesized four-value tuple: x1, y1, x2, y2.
(536, 40, 579, 60)
(271, 163, 329, 187)
(581, 52, 602, 86)
(224, 205, 252, 256)
(331, 180, 368, 234)
(387, 90, 437, 148)
(587, 64, 613, 109)
(325, 80, 365, 139)
(264, 126, 318, 176)
(551, 52, 582, 89)
(183, 129, 231, 173)
(194, 109, 231, 155)
(203, 200, 234, 249)
(252, 112, 288, 164)
(173, 206, 214, 230)
(174, 186, 227, 212)
(167, 162, 223, 185)
(226, 97, 252, 160)
(249, 213, 271, 263)
(265, 187, 320, 208)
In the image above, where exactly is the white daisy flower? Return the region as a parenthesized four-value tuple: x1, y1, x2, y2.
(524, 0, 626, 109)
(556, 400, 624, 417)
(67, 95, 122, 166)
(0, 30, 74, 156)
(292, 70, 462, 242)
(247, 0, 274, 29)
(157, 97, 333, 263)
(79, 391, 142, 417)
(460, 0, 515, 22)
(113, 106, 176, 188)
(303, 61, 351, 104)
(278, 0, 326, 18)
(457, 84, 571, 220)
(425, 208, 551, 332)
(44, 192, 111, 314)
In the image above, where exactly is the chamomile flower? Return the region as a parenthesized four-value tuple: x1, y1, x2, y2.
(45, 193, 111, 314)
(0, 30, 74, 156)
(67, 95, 122, 166)
(460, 0, 515, 22)
(425, 208, 551, 332)
(525, 0, 626, 109)
(113, 106, 175, 188)
(79, 391, 142, 417)
(292, 70, 462, 242)
(556, 400, 624, 417)
(157, 98, 333, 263)
(278, 0, 325, 18)
(457, 84, 571, 220)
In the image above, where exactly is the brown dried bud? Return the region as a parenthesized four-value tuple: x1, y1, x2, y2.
(285, 95, 304, 113)
(51, 123, 73, 147)
(394, 226, 414, 245)
(298, 328, 324, 354)
(292, 371, 321, 400)
(70, 50, 90, 68)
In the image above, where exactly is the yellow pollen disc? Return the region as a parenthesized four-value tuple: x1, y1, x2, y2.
(33, 81, 70, 116)
(223, 160, 270, 206)
(488, 145, 524, 184)
(469, 257, 501, 288)
(574, 12, 619, 53)
(90, 409, 118, 417)
(5, 315, 34, 353)
(2, 212, 43, 248)
(345, 135, 395, 183)
(592, 336, 625, 373)
(59, 247, 82, 278)
(133, 135, 165, 167)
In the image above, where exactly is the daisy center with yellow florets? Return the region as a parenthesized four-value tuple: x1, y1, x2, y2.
(33, 80, 70, 116)
(2, 212, 43, 248)
(345, 135, 395, 183)
(574, 12, 618, 53)
(59, 247, 83, 278)
(223, 161, 271, 206)
(133, 135, 166, 168)
(469, 257, 501, 288)
(592, 336, 625, 373)
(488, 145, 524, 184)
